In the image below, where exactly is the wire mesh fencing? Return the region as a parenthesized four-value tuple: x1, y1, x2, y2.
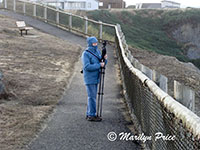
(115, 24, 200, 150)
(15, 0, 23, 13)
(87, 19, 99, 38)
(25, 2, 33, 16)
(36, 4, 44, 19)
(102, 24, 115, 42)
(6, 0, 13, 10)
(59, 11, 69, 28)
(46, 7, 56, 24)
(2, 0, 115, 43)
(0, 0, 3, 9)
(71, 15, 85, 33)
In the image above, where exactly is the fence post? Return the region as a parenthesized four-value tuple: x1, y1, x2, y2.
(99, 21, 103, 39)
(127, 50, 132, 61)
(130, 57, 137, 67)
(4, 0, 7, 9)
(160, 74, 168, 93)
(153, 70, 159, 84)
(174, 80, 195, 112)
(124, 44, 129, 55)
(69, 13, 72, 31)
(84, 16, 88, 35)
(141, 65, 153, 80)
(44, 5, 47, 22)
(56, 9, 59, 25)
(33, 3, 36, 17)
(153, 70, 168, 93)
(121, 35, 125, 44)
(135, 61, 142, 71)
(23, 2, 26, 15)
(13, 0, 16, 12)
(125, 43, 128, 51)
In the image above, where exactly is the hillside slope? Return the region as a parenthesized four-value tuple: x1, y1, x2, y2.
(87, 8, 200, 69)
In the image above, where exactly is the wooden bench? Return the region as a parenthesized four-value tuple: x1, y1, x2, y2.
(16, 21, 33, 36)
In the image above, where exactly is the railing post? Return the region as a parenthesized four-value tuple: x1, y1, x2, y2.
(135, 61, 142, 71)
(69, 13, 72, 31)
(159, 74, 168, 93)
(153, 70, 168, 93)
(126, 50, 131, 60)
(99, 21, 103, 39)
(13, 0, 16, 12)
(4, 0, 7, 9)
(141, 65, 153, 80)
(23, 2, 26, 15)
(84, 16, 88, 35)
(44, 5, 47, 22)
(125, 43, 128, 51)
(121, 35, 125, 44)
(56, 9, 59, 25)
(174, 81, 195, 112)
(33, 3, 36, 17)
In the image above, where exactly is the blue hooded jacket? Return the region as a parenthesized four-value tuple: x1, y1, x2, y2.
(81, 37, 106, 85)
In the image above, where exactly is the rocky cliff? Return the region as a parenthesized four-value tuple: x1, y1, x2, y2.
(172, 23, 200, 59)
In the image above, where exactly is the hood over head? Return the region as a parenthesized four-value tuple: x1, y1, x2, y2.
(87, 37, 98, 48)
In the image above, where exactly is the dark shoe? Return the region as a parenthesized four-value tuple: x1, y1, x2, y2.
(87, 116, 96, 121)
(94, 116, 102, 122)
(86, 116, 102, 122)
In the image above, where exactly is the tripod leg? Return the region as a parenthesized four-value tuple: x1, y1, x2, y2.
(99, 68, 105, 117)
(97, 68, 103, 117)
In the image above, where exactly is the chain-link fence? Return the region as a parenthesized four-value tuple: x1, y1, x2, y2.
(0, 0, 2, 9)
(15, 0, 23, 13)
(115, 25, 200, 150)
(0, 2, 3, 9)
(1, 0, 200, 149)
(2, 0, 115, 42)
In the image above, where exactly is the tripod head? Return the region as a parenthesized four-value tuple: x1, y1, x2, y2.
(101, 40, 107, 62)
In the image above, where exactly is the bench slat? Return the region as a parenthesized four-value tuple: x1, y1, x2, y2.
(25, 27, 33, 30)
(16, 21, 26, 28)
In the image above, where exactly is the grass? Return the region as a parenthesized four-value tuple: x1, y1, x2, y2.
(87, 9, 200, 68)
(191, 59, 200, 69)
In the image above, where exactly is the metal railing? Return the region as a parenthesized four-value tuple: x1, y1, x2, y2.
(1, 0, 200, 149)
(2, 0, 115, 42)
(115, 24, 200, 149)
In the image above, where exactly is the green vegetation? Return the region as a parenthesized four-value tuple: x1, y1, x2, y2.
(162, 9, 200, 27)
(87, 9, 200, 68)
(191, 59, 200, 69)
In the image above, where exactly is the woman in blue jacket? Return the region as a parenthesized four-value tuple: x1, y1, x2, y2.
(82, 37, 107, 122)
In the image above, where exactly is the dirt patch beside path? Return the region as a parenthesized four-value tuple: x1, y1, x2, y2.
(0, 14, 81, 150)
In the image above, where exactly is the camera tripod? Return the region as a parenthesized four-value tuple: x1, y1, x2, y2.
(97, 65, 106, 118)
(96, 40, 107, 118)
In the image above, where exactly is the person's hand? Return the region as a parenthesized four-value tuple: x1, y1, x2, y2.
(104, 54, 107, 60)
(100, 62, 105, 67)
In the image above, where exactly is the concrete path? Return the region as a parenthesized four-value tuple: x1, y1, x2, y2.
(0, 10, 140, 150)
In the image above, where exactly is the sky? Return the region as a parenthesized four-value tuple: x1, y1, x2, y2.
(124, 0, 200, 8)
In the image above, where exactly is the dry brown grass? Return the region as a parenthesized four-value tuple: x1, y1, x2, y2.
(0, 15, 81, 150)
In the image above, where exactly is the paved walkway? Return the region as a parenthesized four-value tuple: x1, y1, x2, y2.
(0, 10, 140, 150)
